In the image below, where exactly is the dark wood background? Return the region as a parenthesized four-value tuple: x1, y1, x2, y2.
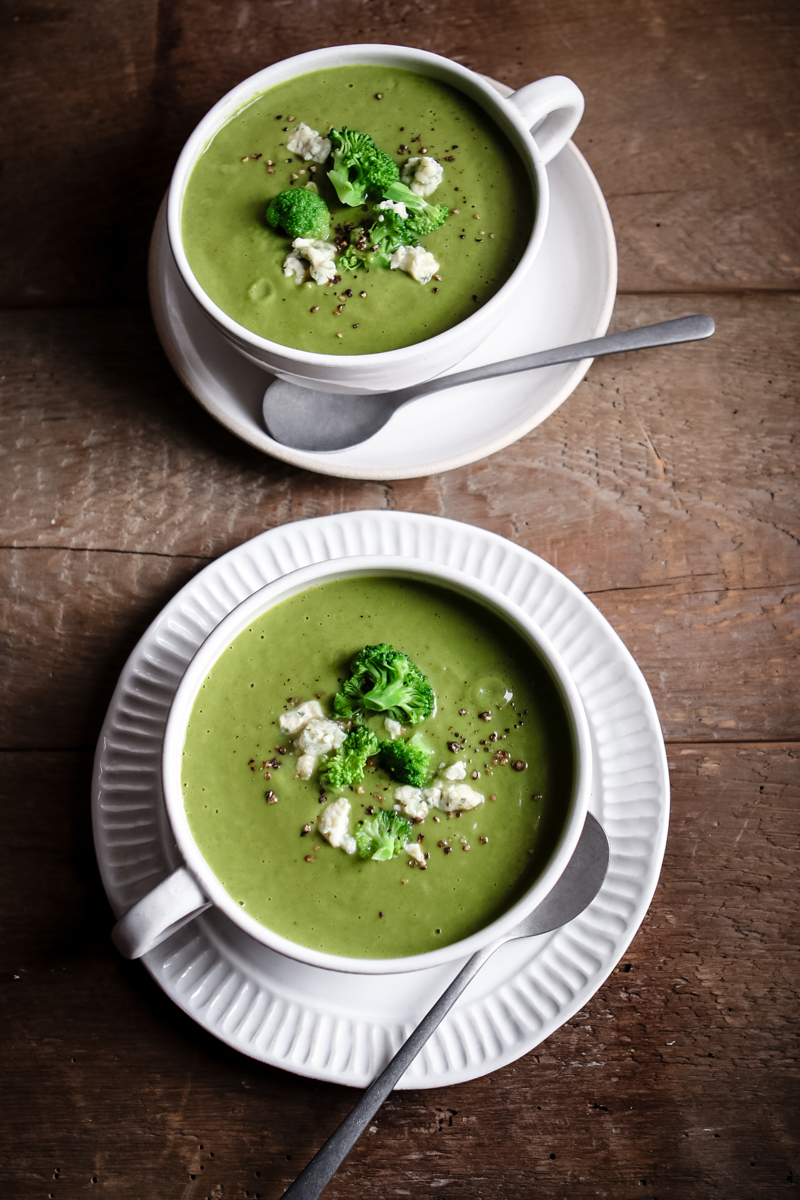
(2, 1, 798, 1197)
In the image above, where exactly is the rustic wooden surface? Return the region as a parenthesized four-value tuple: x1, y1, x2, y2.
(1, 2, 798, 1198)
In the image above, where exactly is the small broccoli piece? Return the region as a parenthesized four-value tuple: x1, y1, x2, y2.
(327, 127, 400, 207)
(335, 211, 406, 271)
(336, 224, 370, 272)
(337, 249, 361, 273)
(379, 732, 433, 788)
(367, 209, 411, 262)
(266, 188, 331, 239)
(333, 644, 436, 725)
(355, 809, 413, 861)
(405, 206, 449, 239)
(336, 196, 448, 272)
(320, 726, 379, 790)
(382, 180, 450, 233)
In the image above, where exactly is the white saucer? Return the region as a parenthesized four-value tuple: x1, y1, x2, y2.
(148, 80, 617, 481)
(93, 511, 668, 1089)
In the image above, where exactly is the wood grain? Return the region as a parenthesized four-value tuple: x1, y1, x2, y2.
(2, 293, 797, 747)
(3, 294, 797, 584)
(1, 0, 797, 307)
(2, 743, 797, 1198)
(1, 2, 798, 1195)
(2, 542, 797, 751)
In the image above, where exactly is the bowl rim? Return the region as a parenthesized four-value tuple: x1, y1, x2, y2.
(166, 42, 550, 368)
(162, 554, 593, 975)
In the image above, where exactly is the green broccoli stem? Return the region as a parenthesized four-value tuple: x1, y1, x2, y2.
(328, 169, 362, 208)
(383, 181, 432, 217)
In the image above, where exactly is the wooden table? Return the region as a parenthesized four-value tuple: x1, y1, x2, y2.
(2, 3, 798, 1196)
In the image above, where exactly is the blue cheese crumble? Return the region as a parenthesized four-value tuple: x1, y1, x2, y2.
(394, 771, 484, 819)
(284, 238, 339, 286)
(318, 796, 356, 855)
(286, 122, 331, 164)
(376, 197, 409, 219)
(400, 155, 444, 197)
(389, 244, 440, 285)
(280, 701, 346, 780)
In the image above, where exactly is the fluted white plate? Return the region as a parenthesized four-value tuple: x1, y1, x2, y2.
(93, 512, 668, 1088)
(148, 78, 617, 481)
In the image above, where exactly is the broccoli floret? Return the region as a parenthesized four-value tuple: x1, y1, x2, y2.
(335, 211, 406, 271)
(336, 196, 448, 272)
(320, 726, 379, 790)
(405, 206, 449, 239)
(355, 809, 412, 861)
(266, 188, 331, 239)
(382, 181, 450, 233)
(327, 127, 400, 207)
(337, 248, 362, 273)
(368, 209, 411, 261)
(335, 224, 370, 272)
(333, 644, 436, 725)
(379, 732, 433, 788)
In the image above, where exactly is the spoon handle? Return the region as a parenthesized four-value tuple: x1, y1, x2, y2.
(281, 939, 502, 1200)
(408, 313, 716, 400)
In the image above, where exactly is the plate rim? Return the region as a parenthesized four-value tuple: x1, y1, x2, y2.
(92, 510, 669, 1089)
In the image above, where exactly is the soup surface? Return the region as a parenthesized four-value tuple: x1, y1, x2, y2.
(181, 65, 533, 355)
(182, 577, 574, 959)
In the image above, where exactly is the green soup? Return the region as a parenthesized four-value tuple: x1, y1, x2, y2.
(181, 65, 533, 355)
(181, 576, 574, 960)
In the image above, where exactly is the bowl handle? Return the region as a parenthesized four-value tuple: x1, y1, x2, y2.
(111, 867, 212, 959)
(507, 75, 585, 164)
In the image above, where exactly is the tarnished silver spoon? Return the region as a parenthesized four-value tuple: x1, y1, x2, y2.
(281, 812, 610, 1200)
(263, 314, 715, 452)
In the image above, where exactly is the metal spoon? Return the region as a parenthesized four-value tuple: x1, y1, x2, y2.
(263, 314, 715, 452)
(281, 812, 609, 1200)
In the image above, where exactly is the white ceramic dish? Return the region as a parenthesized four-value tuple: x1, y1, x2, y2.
(93, 511, 669, 1089)
(112, 555, 592, 971)
(148, 78, 617, 480)
(168, 46, 584, 395)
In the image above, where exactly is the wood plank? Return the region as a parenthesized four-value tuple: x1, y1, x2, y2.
(2, 543, 797, 750)
(2, 294, 798, 582)
(0, 547, 205, 751)
(1, 0, 798, 306)
(2, 743, 797, 1197)
(1, 294, 797, 746)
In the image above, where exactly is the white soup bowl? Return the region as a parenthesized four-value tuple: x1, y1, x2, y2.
(167, 44, 584, 395)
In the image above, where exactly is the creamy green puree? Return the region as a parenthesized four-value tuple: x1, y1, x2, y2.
(181, 66, 533, 354)
(182, 577, 573, 959)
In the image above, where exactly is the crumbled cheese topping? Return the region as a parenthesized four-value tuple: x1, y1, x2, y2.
(280, 700, 324, 735)
(443, 760, 467, 781)
(404, 841, 426, 867)
(400, 155, 444, 197)
(384, 717, 404, 740)
(318, 797, 356, 854)
(296, 753, 316, 780)
(394, 785, 429, 821)
(437, 782, 484, 812)
(282, 702, 347, 780)
(285, 238, 339, 286)
(296, 717, 346, 757)
(423, 783, 442, 807)
(283, 253, 306, 285)
(389, 244, 439, 285)
(286, 122, 332, 164)
(376, 197, 409, 220)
